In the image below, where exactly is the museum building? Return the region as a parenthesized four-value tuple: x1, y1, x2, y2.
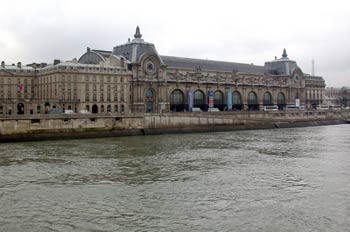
(0, 27, 325, 115)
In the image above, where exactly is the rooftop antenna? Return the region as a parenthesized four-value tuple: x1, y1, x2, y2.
(311, 59, 315, 76)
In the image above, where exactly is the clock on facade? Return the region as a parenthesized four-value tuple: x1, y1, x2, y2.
(145, 60, 156, 74)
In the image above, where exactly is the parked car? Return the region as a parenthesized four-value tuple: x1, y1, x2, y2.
(285, 105, 303, 110)
(48, 108, 63, 114)
(79, 109, 91, 114)
(263, 105, 278, 111)
(316, 105, 329, 110)
(64, 110, 75, 114)
(208, 108, 220, 112)
(192, 107, 202, 112)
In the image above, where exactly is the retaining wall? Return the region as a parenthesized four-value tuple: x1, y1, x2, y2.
(0, 110, 349, 142)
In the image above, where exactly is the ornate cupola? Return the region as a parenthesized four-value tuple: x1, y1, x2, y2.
(264, 48, 300, 75)
(112, 26, 164, 65)
(134, 26, 142, 39)
(282, 48, 288, 58)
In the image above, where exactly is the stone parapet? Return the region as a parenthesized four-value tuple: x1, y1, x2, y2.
(0, 110, 349, 142)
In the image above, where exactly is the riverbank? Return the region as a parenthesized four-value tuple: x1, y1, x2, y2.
(0, 110, 349, 142)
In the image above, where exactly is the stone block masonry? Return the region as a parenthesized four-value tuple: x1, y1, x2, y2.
(0, 110, 349, 142)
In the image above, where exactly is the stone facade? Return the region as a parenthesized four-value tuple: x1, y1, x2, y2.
(324, 86, 350, 107)
(0, 58, 130, 115)
(0, 27, 326, 115)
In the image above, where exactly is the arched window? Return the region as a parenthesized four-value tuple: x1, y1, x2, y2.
(248, 91, 258, 110)
(277, 92, 286, 110)
(146, 89, 154, 98)
(263, 92, 272, 106)
(277, 92, 285, 105)
(233, 91, 242, 105)
(146, 89, 154, 113)
(101, 105, 104, 113)
(248, 92, 257, 105)
(107, 105, 111, 112)
(92, 104, 98, 114)
(194, 90, 205, 105)
(214, 91, 224, 105)
(170, 89, 185, 112)
(121, 104, 125, 112)
(114, 105, 118, 113)
(232, 91, 242, 110)
(170, 89, 184, 105)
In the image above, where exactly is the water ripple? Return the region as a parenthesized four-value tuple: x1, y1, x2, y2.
(0, 125, 350, 231)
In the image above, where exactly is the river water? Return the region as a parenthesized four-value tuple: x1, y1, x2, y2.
(0, 125, 350, 231)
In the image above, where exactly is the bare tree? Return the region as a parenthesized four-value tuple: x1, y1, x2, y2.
(338, 87, 350, 107)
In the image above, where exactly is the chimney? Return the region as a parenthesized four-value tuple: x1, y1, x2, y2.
(54, 59, 60, 65)
(17, 62, 22, 68)
(1, 61, 4, 68)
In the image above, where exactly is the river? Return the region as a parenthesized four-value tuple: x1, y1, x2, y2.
(0, 125, 350, 231)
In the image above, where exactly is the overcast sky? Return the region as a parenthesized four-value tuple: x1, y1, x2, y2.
(0, 0, 349, 87)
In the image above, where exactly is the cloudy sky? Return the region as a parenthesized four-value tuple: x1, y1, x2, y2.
(0, 0, 349, 87)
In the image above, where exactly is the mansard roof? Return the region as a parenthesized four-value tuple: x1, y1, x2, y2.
(304, 74, 325, 81)
(160, 55, 268, 74)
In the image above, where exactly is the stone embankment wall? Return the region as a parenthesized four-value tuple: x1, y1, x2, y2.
(0, 110, 349, 142)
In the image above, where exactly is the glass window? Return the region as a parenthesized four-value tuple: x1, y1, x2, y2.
(214, 91, 224, 105)
(263, 92, 272, 105)
(170, 90, 184, 104)
(277, 93, 285, 105)
(194, 90, 204, 105)
(233, 91, 241, 105)
(248, 92, 257, 105)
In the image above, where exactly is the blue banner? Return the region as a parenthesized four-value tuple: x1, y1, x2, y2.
(187, 90, 193, 110)
(208, 91, 214, 108)
(227, 89, 232, 111)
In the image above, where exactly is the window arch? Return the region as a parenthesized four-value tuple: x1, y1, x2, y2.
(170, 89, 184, 105)
(92, 104, 98, 114)
(277, 92, 285, 104)
(247, 91, 258, 110)
(233, 91, 242, 105)
(277, 92, 286, 110)
(248, 92, 257, 105)
(214, 91, 224, 105)
(232, 91, 243, 110)
(146, 88, 154, 98)
(194, 90, 205, 105)
(146, 88, 154, 113)
(263, 92, 273, 106)
(170, 89, 185, 112)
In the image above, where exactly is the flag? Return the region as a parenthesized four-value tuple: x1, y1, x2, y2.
(187, 90, 193, 111)
(227, 89, 232, 110)
(208, 91, 214, 108)
(17, 84, 23, 92)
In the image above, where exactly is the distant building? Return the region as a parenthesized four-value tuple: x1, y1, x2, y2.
(0, 27, 326, 115)
(325, 86, 350, 106)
